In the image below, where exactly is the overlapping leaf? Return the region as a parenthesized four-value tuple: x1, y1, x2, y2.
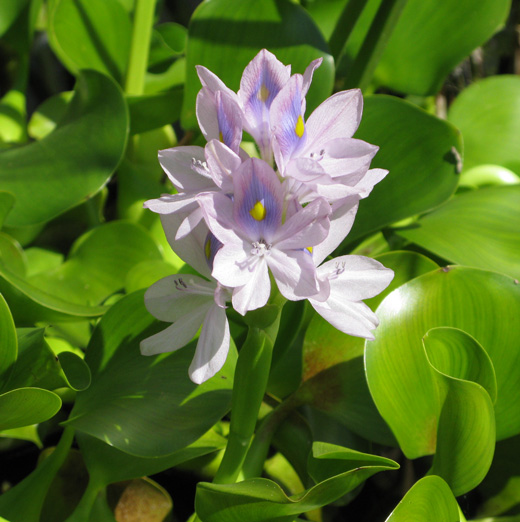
(397, 185, 520, 279)
(366, 267, 519, 464)
(196, 443, 398, 522)
(66, 291, 237, 457)
(0, 70, 128, 227)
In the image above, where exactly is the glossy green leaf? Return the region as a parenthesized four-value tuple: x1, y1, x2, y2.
(182, 0, 334, 129)
(424, 327, 496, 495)
(0, 70, 128, 227)
(77, 428, 226, 487)
(459, 165, 520, 189)
(28, 221, 163, 307)
(296, 251, 437, 444)
(373, 0, 511, 95)
(66, 291, 236, 457)
(397, 185, 520, 279)
(343, 95, 461, 245)
(1, 327, 90, 394)
(196, 443, 398, 522)
(448, 76, 520, 175)
(58, 351, 91, 391)
(0, 388, 61, 431)
(365, 267, 520, 460)
(0, 293, 17, 383)
(47, 0, 131, 82)
(0, 259, 107, 324)
(124, 260, 177, 294)
(385, 475, 459, 521)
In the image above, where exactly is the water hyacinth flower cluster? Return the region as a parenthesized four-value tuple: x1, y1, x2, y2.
(140, 49, 394, 384)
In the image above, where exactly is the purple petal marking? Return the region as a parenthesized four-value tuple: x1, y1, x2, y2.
(238, 49, 291, 155)
(232, 158, 284, 242)
(270, 74, 307, 173)
(215, 91, 243, 153)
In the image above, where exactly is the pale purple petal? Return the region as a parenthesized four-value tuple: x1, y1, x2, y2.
(268, 249, 319, 300)
(140, 311, 207, 356)
(353, 168, 389, 199)
(274, 197, 330, 249)
(158, 146, 211, 191)
(317, 255, 394, 301)
(175, 206, 204, 239)
(189, 304, 230, 384)
(196, 87, 220, 142)
(211, 241, 254, 288)
(144, 193, 197, 215)
(305, 138, 378, 181)
(231, 258, 271, 314)
(310, 298, 379, 340)
(301, 57, 323, 114)
(159, 213, 212, 278)
(312, 197, 359, 265)
(143, 274, 215, 322)
(196, 65, 237, 100)
(305, 89, 363, 151)
(205, 139, 242, 191)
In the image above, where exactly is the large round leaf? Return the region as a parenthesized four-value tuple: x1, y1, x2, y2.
(372, 0, 511, 95)
(296, 251, 438, 445)
(396, 185, 520, 279)
(0, 70, 128, 227)
(365, 266, 520, 459)
(343, 95, 461, 246)
(448, 76, 520, 175)
(47, 0, 131, 82)
(424, 327, 496, 495)
(66, 291, 237, 457)
(28, 221, 163, 306)
(182, 0, 334, 129)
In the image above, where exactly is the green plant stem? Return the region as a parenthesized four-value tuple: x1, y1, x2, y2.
(64, 478, 102, 522)
(124, 0, 156, 95)
(344, 0, 408, 91)
(329, 0, 368, 62)
(241, 394, 303, 480)
(213, 326, 276, 484)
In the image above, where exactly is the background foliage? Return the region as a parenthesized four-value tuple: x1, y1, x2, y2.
(0, 0, 519, 520)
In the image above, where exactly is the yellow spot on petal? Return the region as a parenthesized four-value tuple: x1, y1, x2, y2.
(306, 246, 313, 254)
(295, 115, 305, 138)
(258, 84, 270, 102)
(205, 238, 212, 259)
(249, 200, 266, 221)
(219, 131, 224, 143)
